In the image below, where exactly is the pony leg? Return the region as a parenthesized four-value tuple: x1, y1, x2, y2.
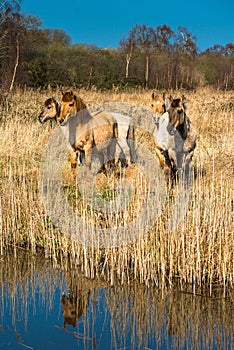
(155, 148, 165, 168)
(106, 139, 117, 169)
(127, 124, 136, 163)
(77, 151, 85, 166)
(68, 148, 78, 179)
(69, 149, 77, 168)
(116, 139, 128, 166)
(97, 151, 106, 173)
(84, 144, 92, 169)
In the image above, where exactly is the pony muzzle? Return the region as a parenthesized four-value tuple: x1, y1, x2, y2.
(152, 114, 161, 125)
(59, 118, 67, 126)
(167, 123, 176, 135)
(38, 115, 45, 124)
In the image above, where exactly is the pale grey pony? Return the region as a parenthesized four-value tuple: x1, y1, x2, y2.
(152, 94, 196, 181)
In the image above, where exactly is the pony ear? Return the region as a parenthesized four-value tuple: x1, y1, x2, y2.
(152, 92, 155, 99)
(165, 97, 171, 110)
(182, 95, 188, 110)
(64, 90, 73, 95)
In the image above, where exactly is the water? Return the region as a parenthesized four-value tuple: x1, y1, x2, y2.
(0, 250, 233, 350)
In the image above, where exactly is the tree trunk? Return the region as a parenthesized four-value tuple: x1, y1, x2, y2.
(86, 65, 93, 90)
(125, 57, 130, 78)
(125, 52, 132, 79)
(9, 33, 19, 92)
(145, 55, 149, 88)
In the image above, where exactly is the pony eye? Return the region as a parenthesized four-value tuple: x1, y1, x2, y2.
(69, 103, 74, 107)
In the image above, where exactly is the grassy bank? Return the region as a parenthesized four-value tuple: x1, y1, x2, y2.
(0, 87, 233, 292)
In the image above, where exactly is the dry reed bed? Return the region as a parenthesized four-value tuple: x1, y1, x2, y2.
(0, 87, 233, 292)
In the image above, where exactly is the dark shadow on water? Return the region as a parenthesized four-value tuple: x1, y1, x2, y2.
(0, 249, 233, 350)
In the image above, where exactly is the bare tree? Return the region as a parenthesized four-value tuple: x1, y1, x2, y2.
(119, 34, 135, 79)
(0, 1, 41, 91)
(0, 1, 21, 91)
(225, 43, 234, 56)
(130, 24, 155, 87)
(175, 26, 198, 57)
(155, 24, 175, 52)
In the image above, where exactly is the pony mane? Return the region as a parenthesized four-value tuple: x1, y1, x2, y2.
(61, 91, 74, 102)
(76, 97, 87, 111)
(177, 114, 190, 140)
(54, 98, 61, 116)
(62, 90, 87, 111)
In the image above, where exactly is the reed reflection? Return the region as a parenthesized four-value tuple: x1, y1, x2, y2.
(0, 249, 233, 350)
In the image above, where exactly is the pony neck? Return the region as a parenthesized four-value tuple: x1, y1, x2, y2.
(54, 99, 61, 118)
(176, 115, 189, 140)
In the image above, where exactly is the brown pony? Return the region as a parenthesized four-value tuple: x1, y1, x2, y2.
(38, 96, 118, 172)
(60, 90, 87, 122)
(61, 108, 119, 171)
(39, 93, 87, 167)
(59, 90, 136, 166)
(38, 97, 85, 169)
(38, 97, 60, 124)
(151, 92, 167, 115)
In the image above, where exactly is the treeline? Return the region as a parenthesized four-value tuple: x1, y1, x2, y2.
(1, 0, 234, 92)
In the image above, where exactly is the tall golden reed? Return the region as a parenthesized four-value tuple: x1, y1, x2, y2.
(0, 87, 233, 293)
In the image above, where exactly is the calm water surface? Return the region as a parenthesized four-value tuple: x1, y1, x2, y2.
(0, 250, 233, 350)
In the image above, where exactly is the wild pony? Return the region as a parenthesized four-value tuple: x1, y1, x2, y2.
(151, 93, 196, 180)
(151, 92, 175, 174)
(38, 92, 87, 125)
(59, 90, 136, 166)
(151, 92, 167, 115)
(38, 96, 118, 172)
(38, 96, 61, 124)
(166, 95, 196, 178)
(59, 90, 87, 120)
(38, 97, 84, 169)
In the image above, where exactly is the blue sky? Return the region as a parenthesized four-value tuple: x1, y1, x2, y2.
(20, 0, 234, 52)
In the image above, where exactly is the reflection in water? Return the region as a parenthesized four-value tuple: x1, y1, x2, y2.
(0, 249, 233, 350)
(60, 289, 90, 328)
